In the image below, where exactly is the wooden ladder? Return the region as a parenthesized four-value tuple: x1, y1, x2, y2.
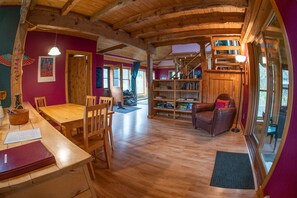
(171, 43, 210, 79)
(211, 36, 242, 70)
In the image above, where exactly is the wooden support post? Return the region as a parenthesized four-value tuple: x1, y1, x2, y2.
(199, 42, 207, 71)
(10, 0, 31, 108)
(199, 41, 207, 103)
(147, 52, 154, 118)
(120, 64, 124, 107)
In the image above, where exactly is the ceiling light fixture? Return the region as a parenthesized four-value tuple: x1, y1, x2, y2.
(48, 32, 61, 56)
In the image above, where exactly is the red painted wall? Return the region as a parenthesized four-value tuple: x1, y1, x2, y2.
(264, 1, 297, 197)
(22, 31, 104, 106)
(155, 68, 172, 79)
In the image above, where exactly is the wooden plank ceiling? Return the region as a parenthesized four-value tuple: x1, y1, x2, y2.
(3, 0, 251, 63)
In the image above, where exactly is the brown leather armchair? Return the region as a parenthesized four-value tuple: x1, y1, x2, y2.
(192, 94, 236, 136)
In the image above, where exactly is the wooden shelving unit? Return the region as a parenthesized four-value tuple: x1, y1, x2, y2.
(152, 79, 202, 121)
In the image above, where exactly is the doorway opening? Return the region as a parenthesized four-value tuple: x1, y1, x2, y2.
(65, 50, 92, 105)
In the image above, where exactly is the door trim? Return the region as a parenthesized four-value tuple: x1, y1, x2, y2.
(65, 50, 93, 103)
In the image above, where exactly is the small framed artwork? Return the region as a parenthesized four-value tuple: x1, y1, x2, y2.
(38, 56, 56, 82)
(96, 67, 103, 88)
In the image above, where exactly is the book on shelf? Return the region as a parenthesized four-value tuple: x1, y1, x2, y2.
(0, 141, 56, 180)
(186, 98, 195, 101)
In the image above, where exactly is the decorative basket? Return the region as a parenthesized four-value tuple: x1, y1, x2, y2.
(8, 109, 29, 125)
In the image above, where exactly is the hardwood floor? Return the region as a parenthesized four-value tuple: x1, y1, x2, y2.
(92, 104, 258, 198)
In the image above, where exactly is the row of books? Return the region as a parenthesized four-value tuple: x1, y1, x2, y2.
(179, 82, 200, 90)
(156, 102, 193, 110)
(176, 98, 196, 101)
(156, 102, 174, 109)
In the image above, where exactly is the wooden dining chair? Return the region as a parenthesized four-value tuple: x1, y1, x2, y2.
(72, 104, 111, 177)
(86, 95, 97, 107)
(76, 95, 98, 134)
(34, 96, 62, 132)
(99, 96, 114, 151)
(34, 96, 47, 113)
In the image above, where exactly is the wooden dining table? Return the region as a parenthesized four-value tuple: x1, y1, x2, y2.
(0, 102, 96, 197)
(39, 103, 114, 142)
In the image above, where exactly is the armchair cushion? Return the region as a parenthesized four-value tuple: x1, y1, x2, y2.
(215, 99, 230, 108)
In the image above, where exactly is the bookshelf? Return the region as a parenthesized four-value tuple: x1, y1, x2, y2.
(152, 79, 202, 121)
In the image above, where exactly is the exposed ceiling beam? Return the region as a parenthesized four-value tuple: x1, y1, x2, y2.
(61, 0, 82, 16)
(29, 0, 37, 10)
(146, 29, 241, 44)
(131, 13, 245, 37)
(97, 44, 128, 54)
(152, 37, 210, 47)
(153, 65, 175, 69)
(114, 0, 248, 30)
(240, 0, 257, 43)
(90, 0, 134, 22)
(241, 0, 272, 43)
(136, 23, 243, 39)
(27, 6, 153, 52)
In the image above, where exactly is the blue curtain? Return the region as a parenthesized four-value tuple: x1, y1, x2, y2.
(131, 61, 140, 99)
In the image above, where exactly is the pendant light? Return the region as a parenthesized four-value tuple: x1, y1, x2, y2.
(48, 32, 61, 56)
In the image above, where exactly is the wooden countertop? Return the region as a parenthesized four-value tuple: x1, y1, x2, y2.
(0, 102, 92, 193)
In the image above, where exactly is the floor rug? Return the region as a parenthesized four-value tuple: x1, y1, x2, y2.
(137, 99, 148, 105)
(113, 106, 141, 114)
(210, 151, 255, 189)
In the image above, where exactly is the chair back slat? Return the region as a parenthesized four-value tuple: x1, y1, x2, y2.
(99, 96, 113, 111)
(83, 103, 108, 151)
(86, 95, 97, 107)
(34, 96, 47, 113)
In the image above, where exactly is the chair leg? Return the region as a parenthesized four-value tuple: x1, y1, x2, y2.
(104, 135, 111, 168)
(269, 134, 273, 144)
(109, 127, 114, 152)
(87, 162, 96, 180)
(108, 115, 114, 152)
(273, 135, 278, 152)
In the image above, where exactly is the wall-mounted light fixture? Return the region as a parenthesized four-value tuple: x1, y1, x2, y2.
(235, 54, 247, 63)
(48, 32, 61, 56)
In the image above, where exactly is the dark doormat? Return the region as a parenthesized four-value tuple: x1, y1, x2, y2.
(113, 106, 141, 114)
(210, 151, 255, 189)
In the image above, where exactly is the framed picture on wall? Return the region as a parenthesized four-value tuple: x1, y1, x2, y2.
(38, 56, 56, 82)
(96, 67, 103, 88)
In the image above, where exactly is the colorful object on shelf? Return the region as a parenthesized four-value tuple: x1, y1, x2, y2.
(0, 54, 35, 67)
(177, 103, 193, 111)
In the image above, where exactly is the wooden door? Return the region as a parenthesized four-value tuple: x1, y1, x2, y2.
(68, 56, 87, 105)
(204, 70, 242, 123)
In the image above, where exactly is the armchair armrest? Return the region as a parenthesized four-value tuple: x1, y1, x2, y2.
(192, 103, 214, 114)
(211, 107, 237, 136)
(192, 103, 214, 128)
(213, 107, 236, 118)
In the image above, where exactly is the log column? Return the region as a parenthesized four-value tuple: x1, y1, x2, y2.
(147, 51, 153, 118)
(10, 0, 30, 107)
(199, 41, 208, 103)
